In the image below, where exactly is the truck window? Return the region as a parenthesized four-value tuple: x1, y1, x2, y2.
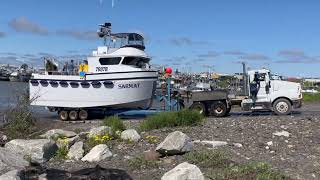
(99, 57, 122, 65)
(258, 73, 266, 81)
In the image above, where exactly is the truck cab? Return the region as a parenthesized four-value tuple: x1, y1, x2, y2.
(242, 69, 302, 115)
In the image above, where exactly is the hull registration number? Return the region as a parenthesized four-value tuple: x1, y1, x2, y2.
(96, 67, 108, 72)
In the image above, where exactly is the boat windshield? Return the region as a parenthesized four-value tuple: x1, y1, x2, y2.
(107, 33, 145, 50)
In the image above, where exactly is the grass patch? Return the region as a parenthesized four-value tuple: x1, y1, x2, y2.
(183, 150, 288, 180)
(303, 93, 320, 103)
(103, 115, 126, 136)
(184, 150, 231, 168)
(139, 109, 204, 131)
(209, 162, 289, 180)
(128, 155, 160, 170)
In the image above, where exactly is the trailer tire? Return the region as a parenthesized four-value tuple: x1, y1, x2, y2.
(58, 110, 69, 121)
(79, 110, 88, 120)
(190, 102, 207, 116)
(69, 110, 78, 120)
(210, 101, 227, 117)
(273, 98, 292, 116)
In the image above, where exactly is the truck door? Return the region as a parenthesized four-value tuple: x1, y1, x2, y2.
(256, 73, 270, 102)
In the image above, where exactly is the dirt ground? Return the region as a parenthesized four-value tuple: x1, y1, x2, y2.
(1, 103, 319, 179)
(24, 103, 318, 180)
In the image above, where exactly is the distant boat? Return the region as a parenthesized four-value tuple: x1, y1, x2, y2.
(9, 72, 19, 82)
(0, 70, 10, 81)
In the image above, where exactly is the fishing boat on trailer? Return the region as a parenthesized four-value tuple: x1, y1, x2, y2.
(29, 22, 158, 120)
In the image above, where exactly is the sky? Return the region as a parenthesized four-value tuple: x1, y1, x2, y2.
(0, 0, 320, 77)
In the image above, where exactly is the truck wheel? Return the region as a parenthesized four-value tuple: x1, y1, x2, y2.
(79, 110, 88, 120)
(190, 102, 207, 116)
(210, 101, 227, 117)
(69, 110, 78, 120)
(273, 98, 292, 116)
(58, 110, 69, 121)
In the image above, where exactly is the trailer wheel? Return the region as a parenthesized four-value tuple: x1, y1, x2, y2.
(79, 110, 88, 120)
(58, 110, 69, 121)
(190, 102, 206, 116)
(210, 101, 227, 117)
(273, 98, 292, 116)
(69, 110, 78, 120)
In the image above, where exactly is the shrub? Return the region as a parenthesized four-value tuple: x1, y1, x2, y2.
(103, 115, 126, 136)
(139, 110, 204, 131)
(2, 91, 36, 139)
(55, 146, 68, 160)
(84, 134, 113, 153)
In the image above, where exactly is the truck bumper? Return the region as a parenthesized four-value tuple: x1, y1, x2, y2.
(292, 99, 302, 108)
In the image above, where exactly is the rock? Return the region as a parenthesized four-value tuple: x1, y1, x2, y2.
(156, 131, 193, 155)
(40, 129, 77, 139)
(67, 142, 84, 161)
(273, 131, 290, 137)
(88, 126, 112, 138)
(0, 148, 30, 170)
(161, 162, 204, 180)
(121, 129, 141, 142)
(0, 170, 22, 180)
(267, 141, 273, 146)
(56, 136, 79, 149)
(5, 139, 58, 164)
(196, 140, 228, 149)
(144, 150, 161, 161)
(233, 143, 243, 148)
(81, 144, 112, 162)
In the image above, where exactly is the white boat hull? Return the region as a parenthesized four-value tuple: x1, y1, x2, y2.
(30, 71, 157, 109)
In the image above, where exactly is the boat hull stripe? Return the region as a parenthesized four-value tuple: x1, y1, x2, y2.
(85, 71, 157, 76)
(31, 76, 158, 82)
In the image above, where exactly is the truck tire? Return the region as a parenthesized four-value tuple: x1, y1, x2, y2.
(69, 110, 78, 120)
(190, 102, 207, 116)
(273, 98, 292, 116)
(79, 110, 88, 120)
(58, 110, 69, 121)
(210, 101, 227, 117)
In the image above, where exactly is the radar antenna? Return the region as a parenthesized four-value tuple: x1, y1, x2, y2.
(97, 22, 112, 45)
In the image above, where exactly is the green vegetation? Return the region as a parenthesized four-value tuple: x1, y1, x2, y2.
(184, 150, 231, 168)
(183, 150, 288, 180)
(103, 115, 126, 136)
(139, 110, 204, 131)
(128, 155, 160, 170)
(2, 91, 36, 139)
(303, 93, 320, 103)
(55, 146, 68, 160)
(209, 162, 288, 180)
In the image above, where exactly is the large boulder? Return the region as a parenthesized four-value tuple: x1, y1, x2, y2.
(161, 162, 204, 180)
(156, 131, 193, 155)
(88, 126, 112, 138)
(0, 169, 22, 180)
(67, 142, 84, 161)
(121, 129, 141, 142)
(81, 144, 112, 162)
(40, 129, 77, 139)
(5, 139, 58, 164)
(0, 148, 29, 172)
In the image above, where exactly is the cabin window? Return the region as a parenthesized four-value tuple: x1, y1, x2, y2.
(122, 57, 150, 68)
(99, 57, 122, 65)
